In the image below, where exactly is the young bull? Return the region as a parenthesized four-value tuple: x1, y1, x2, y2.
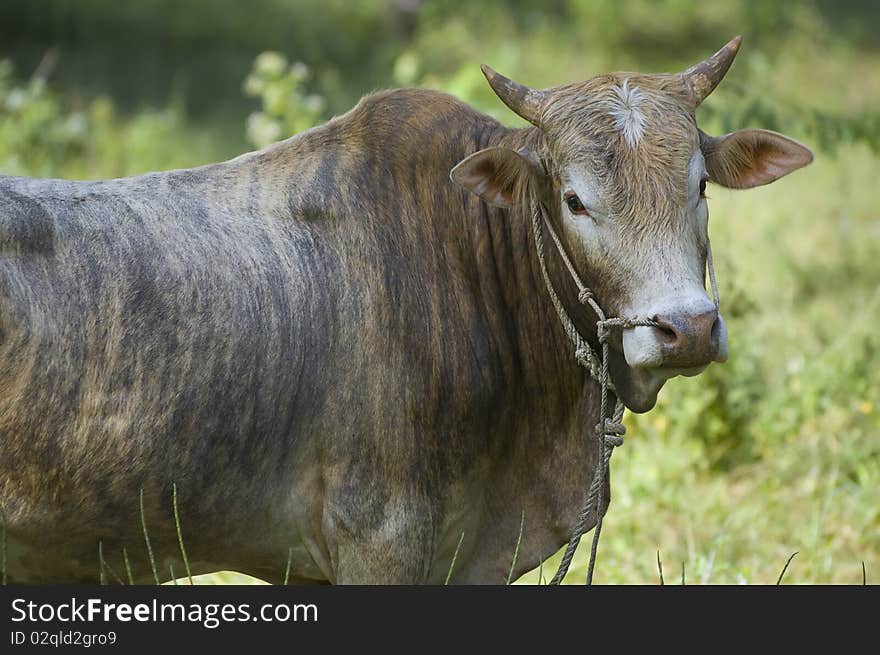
(0, 37, 811, 583)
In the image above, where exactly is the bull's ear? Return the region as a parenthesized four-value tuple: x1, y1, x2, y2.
(450, 146, 542, 208)
(701, 129, 814, 189)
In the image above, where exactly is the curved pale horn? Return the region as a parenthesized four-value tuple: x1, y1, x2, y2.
(480, 64, 547, 127)
(680, 35, 742, 107)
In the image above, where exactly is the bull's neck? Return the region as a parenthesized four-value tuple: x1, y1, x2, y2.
(467, 123, 606, 560)
(484, 127, 599, 370)
(478, 125, 603, 397)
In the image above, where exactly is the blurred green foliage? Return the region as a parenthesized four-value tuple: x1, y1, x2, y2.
(243, 52, 325, 148)
(0, 58, 89, 176)
(0, 56, 222, 179)
(0, 0, 878, 583)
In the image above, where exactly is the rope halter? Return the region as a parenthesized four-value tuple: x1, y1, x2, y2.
(529, 198, 720, 585)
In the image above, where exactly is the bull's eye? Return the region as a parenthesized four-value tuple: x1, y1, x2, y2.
(564, 192, 589, 216)
(699, 177, 708, 197)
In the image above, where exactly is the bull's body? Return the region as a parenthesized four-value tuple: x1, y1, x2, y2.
(0, 89, 602, 583)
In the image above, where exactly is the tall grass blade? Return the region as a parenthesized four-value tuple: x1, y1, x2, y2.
(139, 488, 160, 585)
(172, 483, 194, 585)
(123, 547, 134, 585)
(98, 540, 107, 585)
(169, 563, 178, 585)
(506, 510, 525, 585)
(283, 547, 293, 585)
(776, 552, 798, 585)
(681, 561, 686, 586)
(862, 561, 867, 585)
(444, 531, 465, 585)
(656, 550, 664, 586)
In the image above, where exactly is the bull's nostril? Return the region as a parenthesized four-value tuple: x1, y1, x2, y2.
(657, 325, 677, 344)
(644, 308, 722, 368)
(710, 313, 721, 342)
(651, 316, 678, 345)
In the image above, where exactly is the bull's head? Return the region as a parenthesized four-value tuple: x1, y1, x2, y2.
(451, 36, 813, 412)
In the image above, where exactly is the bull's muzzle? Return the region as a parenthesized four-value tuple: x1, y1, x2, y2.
(622, 302, 729, 372)
(652, 308, 727, 367)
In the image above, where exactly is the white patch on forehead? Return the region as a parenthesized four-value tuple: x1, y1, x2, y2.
(609, 79, 647, 148)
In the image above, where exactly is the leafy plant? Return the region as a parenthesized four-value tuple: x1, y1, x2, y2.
(243, 52, 325, 148)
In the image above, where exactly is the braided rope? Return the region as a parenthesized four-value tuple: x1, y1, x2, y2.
(706, 236, 720, 311)
(530, 201, 604, 380)
(530, 199, 719, 585)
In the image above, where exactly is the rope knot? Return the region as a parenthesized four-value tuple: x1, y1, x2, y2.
(574, 345, 591, 367)
(596, 418, 626, 449)
(577, 289, 593, 305)
(598, 418, 626, 437)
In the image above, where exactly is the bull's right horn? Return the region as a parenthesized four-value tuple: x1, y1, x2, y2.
(679, 35, 742, 108)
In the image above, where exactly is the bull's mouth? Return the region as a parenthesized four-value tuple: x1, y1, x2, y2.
(608, 347, 711, 413)
(664, 364, 710, 378)
(606, 309, 728, 412)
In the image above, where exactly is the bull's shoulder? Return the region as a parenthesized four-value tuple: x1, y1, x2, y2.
(342, 87, 503, 148)
(350, 87, 490, 122)
(250, 87, 506, 169)
(226, 88, 509, 229)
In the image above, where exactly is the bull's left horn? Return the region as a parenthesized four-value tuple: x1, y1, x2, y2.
(679, 35, 742, 107)
(481, 64, 547, 127)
